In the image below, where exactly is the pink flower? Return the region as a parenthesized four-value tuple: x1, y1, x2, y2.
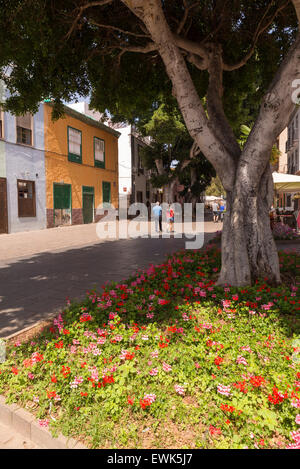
(27, 373, 35, 380)
(151, 350, 159, 358)
(149, 368, 158, 376)
(174, 384, 185, 396)
(162, 362, 172, 372)
(241, 345, 252, 353)
(38, 419, 49, 427)
(236, 356, 248, 366)
(144, 393, 156, 403)
(296, 415, 300, 425)
(217, 384, 232, 397)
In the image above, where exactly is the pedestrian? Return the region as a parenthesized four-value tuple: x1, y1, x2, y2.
(166, 204, 175, 232)
(212, 201, 219, 223)
(219, 200, 225, 222)
(153, 201, 162, 232)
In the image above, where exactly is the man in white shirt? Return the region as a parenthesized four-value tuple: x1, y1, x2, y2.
(212, 201, 219, 223)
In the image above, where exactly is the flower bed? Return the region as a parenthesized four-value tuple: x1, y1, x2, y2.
(272, 223, 299, 241)
(0, 245, 299, 449)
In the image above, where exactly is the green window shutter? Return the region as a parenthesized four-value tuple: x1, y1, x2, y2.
(68, 126, 82, 163)
(102, 181, 111, 207)
(94, 137, 105, 168)
(54, 184, 71, 209)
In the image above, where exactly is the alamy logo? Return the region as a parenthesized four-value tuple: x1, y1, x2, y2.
(292, 338, 300, 365)
(0, 339, 6, 363)
(292, 79, 300, 104)
(95, 201, 205, 250)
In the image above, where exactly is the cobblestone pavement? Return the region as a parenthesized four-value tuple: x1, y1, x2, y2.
(0, 219, 221, 337)
(0, 421, 41, 449)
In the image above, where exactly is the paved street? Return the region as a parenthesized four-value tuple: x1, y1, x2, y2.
(0, 421, 40, 449)
(0, 219, 221, 338)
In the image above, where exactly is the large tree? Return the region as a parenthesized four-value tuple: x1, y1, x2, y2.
(0, 0, 299, 286)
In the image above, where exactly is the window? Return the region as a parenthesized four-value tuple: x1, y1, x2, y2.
(17, 180, 36, 217)
(137, 145, 143, 169)
(94, 137, 105, 168)
(68, 126, 82, 163)
(16, 113, 32, 145)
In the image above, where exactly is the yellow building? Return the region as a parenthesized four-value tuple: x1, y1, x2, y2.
(44, 104, 120, 228)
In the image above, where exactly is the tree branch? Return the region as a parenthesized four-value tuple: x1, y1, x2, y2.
(177, 1, 198, 35)
(206, 44, 241, 161)
(173, 34, 208, 60)
(122, 0, 236, 191)
(241, 34, 300, 183)
(117, 42, 157, 54)
(292, 0, 300, 23)
(223, 0, 290, 71)
(186, 53, 208, 70)
(181, 141, 200, 170)
(89, 20, 150, 38)
(65, 0, 114, 39)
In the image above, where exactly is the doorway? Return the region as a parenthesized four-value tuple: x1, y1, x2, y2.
(0, 177, 8, 234)
(53, 183, 72, 227)
(82, 186, 94, 224)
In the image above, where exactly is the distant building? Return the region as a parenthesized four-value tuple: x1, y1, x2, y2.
(44, 103, 119, 228)
(68, 102, 159, 209)
(0, 82, 46, 234)
(0, 91, 119, 234)
(276, 127, 288, 174)
(275, 109, 300, 211)
(286, 108, 299, 175)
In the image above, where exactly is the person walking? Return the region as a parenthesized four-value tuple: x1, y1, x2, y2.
(219, 201, 225, 222)
(166, 205, 175, 232)
(212, 201, 219, 223)
(153, 201, 163, 232)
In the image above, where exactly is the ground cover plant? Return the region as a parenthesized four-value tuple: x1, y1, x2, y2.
(0, 244, 299, 449)
(272, 223, 299, 241)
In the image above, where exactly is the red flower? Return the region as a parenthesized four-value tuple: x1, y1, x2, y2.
(55, 341, 63, 349)
(250, 376, 265, 388)
(140, 398, 151, 410)
(47, 390, 57, 399)
(51, 374, 57, 383)
(11, 367, 18, 375)
(209, 425, 222, 437)
(128, 396, 134, 405)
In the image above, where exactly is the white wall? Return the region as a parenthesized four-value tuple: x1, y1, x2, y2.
(5, 104, 46, 233)
(118, 126, 132, 201)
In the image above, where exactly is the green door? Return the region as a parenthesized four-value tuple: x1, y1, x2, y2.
(53, 183, 71, 226)
(82, 186, 94, 224)
(102, 181, 111, 208)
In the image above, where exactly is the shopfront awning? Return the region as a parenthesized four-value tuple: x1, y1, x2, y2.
(272, 172, 300, 193)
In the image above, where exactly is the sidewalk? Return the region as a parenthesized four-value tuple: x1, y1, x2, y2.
(0, 219, 221, 263)
(0, 421, 40, 449)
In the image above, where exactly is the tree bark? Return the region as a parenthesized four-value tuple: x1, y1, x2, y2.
(218, 164, 280, 286)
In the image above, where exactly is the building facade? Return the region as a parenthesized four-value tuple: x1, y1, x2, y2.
(118, 124, 159, 208)
(275, 109, 300, 211)
(0, 82, 46, 234)
(286, 108, 299, 175)
(44, 104, 119, 228)
(68, 102, 159, 210)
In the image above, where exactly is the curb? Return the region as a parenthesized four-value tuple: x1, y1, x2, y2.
(0, 395, 87, 449)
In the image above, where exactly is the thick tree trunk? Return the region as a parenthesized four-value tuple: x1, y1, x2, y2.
(217, 164, 280, 286)
(163, 179, 176, 203)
